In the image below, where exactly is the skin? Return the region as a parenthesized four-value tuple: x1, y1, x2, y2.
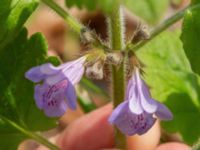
(36, 104, 190, 150)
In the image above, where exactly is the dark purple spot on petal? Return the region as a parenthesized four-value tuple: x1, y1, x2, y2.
(43, 80, 68, 108)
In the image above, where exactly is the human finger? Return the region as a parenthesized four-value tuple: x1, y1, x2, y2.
(156, 142, 190, 150)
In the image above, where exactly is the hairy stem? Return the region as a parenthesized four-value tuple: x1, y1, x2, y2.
(41, 0, 109, 50)
(128, 3, 200, 51)
(41, 0, 82, 33)
(1, 116, 60, 150)
(109, 2, 127, 149)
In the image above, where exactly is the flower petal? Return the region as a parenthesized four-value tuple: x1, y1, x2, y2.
(64, 66, 85, 85)
(140, 96, 157, 113)
(125, 76, 136, 100)
(127, 69, 144, 114)
(108, 101, 128, 123)
(135, 69, 157, 113)
(155, 102, 173, 120)
(62, 57, 86, 85)
(25, 66, 46, 82)
(61, 56, 86, 69)
(40, 63, 61, 75)
(65, 80, 77, 110)
(43, 79, 69, 117)
(129, 95, 143, 115)
(25, 63, 61, 82)
(44, 99, 68, 117)
(136, 114, 156, 135)
(109, 102, 139, 135)
(34, 84, 48, 109)
(45, 72, 66, 85)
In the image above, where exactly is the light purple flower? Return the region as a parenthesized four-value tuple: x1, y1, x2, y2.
(25, 57, 86, 117)
(109, 68, 173, 135)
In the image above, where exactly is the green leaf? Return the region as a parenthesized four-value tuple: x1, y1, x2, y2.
(77, 86, 96, 113)
(181, 9, 200, 75)
(45, 56, 61, 66)
(192, 0, 200, 5)
(0, 1, 59, 149)
(124, 0, 169, 24)
(136, 31, 200, 144)
(0, 28, 58, 149)
(0, 120, 26, 150)
(80, 78, 108, 98)
(78, 96, 96, 113)
(0, 0, 39, 50)
(65, 0, 115, 13)
(163, 92, 200, 144)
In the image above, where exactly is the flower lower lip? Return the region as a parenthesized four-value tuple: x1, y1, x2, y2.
(108, 67, 173, 135)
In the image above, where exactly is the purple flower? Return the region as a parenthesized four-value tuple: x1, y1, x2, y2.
(109, 68, 173, 135)
(25, 57, 86, 117)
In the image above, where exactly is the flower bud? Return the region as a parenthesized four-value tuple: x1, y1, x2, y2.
(80, 28, 94, 44)
(85, 61, 103, 80)
(106, 52, 123, 65)
(131, 25, 150, 44)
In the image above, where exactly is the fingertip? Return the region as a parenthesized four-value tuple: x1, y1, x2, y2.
(58, 104, 114, 150)
(127, 120, 161, 150)
(156, 142, 190, 150)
